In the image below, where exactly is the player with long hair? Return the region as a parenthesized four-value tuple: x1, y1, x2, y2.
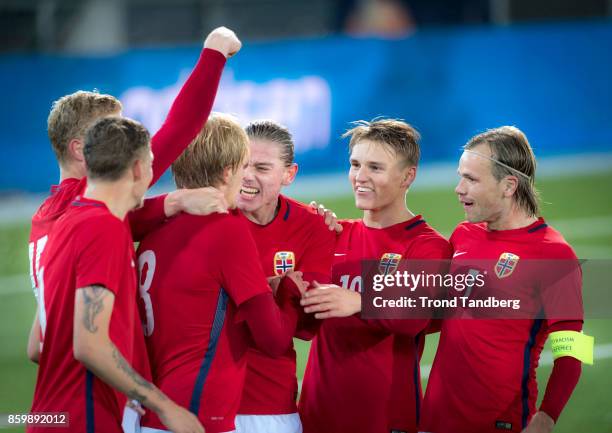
(234, 120, 336, 433)
(420, 127, 586, 433)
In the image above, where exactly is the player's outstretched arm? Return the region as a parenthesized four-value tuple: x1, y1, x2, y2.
(164, 187, 229, 217)
(128, 187, 228, 241)
(73, 285, 204, 433)
(149, 26, 241, 186)
(301, 283, 429, 335)
(26, 311, 40, 363)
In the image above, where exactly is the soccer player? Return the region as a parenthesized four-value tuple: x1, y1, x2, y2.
(137, 114, 308, 433)
(27, 26, 240, 363)
(234, 120, 336, 433)
(298, 119, 452, 433)
(420, 126, 586, 433)
(29, 117, 203, 433)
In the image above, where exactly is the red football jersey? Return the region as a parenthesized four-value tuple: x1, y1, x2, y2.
(137, 211, 273, 433)
(299, 215, 451, 433)
(239, 195, 335, 415)
(28, 198, 141, 433)
(28, 47, 226, 305)
(420, 218, 583, 433)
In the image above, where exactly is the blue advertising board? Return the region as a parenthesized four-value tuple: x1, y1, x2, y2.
(1, 20, 611, 192)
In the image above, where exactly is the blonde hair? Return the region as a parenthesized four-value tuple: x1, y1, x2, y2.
(465, 126, 540, 217)
(47, 90, 122, 164)
(172, 113, 249, 188)
(343, 118, 420, 167)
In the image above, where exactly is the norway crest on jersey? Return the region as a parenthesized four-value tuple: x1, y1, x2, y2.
(274, 251, 295, 276)
(379, 253, 402, 275)
(495, 252, 520, 279)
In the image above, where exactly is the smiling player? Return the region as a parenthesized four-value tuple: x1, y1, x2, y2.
(235, 120, 335, 433)
(421, 126, 587, 433)
(137, 114, 308, 433)
(298, 119, 451, 433)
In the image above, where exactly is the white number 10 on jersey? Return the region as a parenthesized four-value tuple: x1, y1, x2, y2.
(339, 274, 362, 293)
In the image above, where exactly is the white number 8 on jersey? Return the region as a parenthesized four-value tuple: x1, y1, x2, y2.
(138, 250, 156, 337)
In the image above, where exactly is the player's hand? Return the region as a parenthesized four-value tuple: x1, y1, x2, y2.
(267, 275, 282, 296)
(165, 187, 229, 217)
(204, 26, 241, 58)
(300, 281, 361, 319)
(309, 201, 342, 233)
(284, 271, 309, 295)
(521, 411, 554, 433)
(126, 399, 145, 416)
(158, 401, 204, 433)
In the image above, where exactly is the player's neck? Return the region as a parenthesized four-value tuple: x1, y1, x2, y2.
(243, 198, 280, 226)
(83, 180, 134, 220)
(487, 205, 538, 231)
(363, 199, 415, 229)
(58, 161, 86, 183)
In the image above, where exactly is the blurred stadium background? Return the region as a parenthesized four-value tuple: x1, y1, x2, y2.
(1, 0, 611, 431)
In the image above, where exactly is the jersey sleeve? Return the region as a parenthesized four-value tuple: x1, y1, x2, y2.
(211, 215, 272, 307)
(539, 243, 583, 326)
(236, 277, 302, 356)
(387, 331, 425, 433)
(294, 218, 336, 340)
(410, 235, 452, 312)
(412, 235, 453, 261)
(150, 48, 226, 185)
(298, 219, 335, 284)
(127, 194, 167, 242)
(74, 217, 129, 296)
(539, 320, 583, 421)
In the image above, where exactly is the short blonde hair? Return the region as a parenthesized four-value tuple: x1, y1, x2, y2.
(465, 126, 540, 217)
(47, 90, 122, 164)
(173, 113, 249, 189)
(343, 118, 420, 167)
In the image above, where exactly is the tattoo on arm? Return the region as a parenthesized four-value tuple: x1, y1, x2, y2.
(81, 285, 109, 333)
(77, 286, 169, 408)
(111, 345, 167, 405)
(127, 388, 147, 403)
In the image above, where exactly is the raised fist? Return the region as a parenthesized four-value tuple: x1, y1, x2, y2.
(204, 26, 241, 58)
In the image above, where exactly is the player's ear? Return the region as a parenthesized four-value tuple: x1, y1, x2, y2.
(222, 166, 233, 185)
(400, 165, 417, 189)
(132, 158, 143, 182)
(503, 175, 519, 198)
(282, 163, 298, 186)
(67, 138, 85, 163)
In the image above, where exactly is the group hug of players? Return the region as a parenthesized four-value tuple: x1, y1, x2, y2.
(24, 26, 591, 433)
